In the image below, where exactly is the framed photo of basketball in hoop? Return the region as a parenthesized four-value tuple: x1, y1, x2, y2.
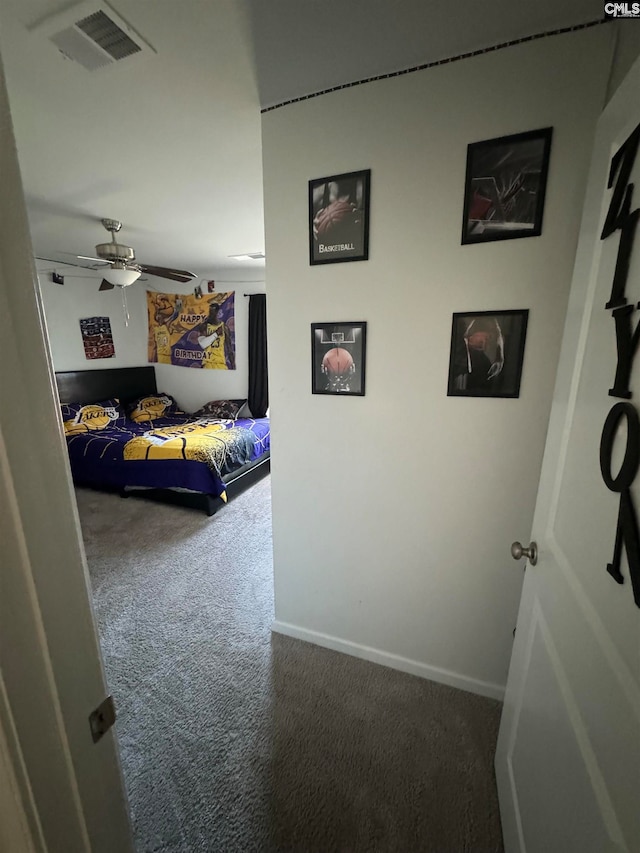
(447, 309, 529, 398)
(311, 322, 367, 396)
(461, 128, 552, 244)
(309, 170, 371, 265)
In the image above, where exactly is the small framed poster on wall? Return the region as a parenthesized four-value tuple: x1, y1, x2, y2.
(79, 316, 115, 360)
(447, 309, 529, 398)
(461, 128, 552, 244)
(309, 170, 371, 265)
(311, 321, 367, 396)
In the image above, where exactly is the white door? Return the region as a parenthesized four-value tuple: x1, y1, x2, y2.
(495, 58, 640, 852)
(0, 53, 133, 852)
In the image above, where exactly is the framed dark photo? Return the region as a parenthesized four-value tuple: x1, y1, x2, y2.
(309, 170, 370, 265)
(311, 322, 367, 396)
(447, 310, 529, 398)
(461, 128, 552, 244)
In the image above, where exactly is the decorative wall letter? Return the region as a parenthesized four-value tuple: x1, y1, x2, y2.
(609, 304, 640, 398)
(601, 125, 640, 242)
(601, 122, 640, 609)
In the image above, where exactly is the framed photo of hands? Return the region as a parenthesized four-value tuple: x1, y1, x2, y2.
(461, 128, 552, 245)
(309, 169, 371, 265)
(447, 309, 529, 398)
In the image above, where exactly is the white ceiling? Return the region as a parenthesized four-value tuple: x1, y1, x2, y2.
(0, 0, 604, 281)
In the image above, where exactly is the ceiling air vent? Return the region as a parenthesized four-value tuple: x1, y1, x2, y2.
(29, 0, 155, 71)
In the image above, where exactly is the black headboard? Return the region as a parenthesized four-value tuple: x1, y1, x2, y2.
(55, 367, 157, 405)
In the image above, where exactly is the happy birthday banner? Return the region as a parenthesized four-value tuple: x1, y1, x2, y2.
(147, 291, 235, 370)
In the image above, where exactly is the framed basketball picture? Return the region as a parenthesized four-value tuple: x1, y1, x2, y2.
(311, 321, 367, 396)
(461, 128, 552, 244)
(447, 309, 529, 398)
(309, 170, 371, 265)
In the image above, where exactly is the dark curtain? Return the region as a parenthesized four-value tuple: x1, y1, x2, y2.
(248, 294, 268, 418)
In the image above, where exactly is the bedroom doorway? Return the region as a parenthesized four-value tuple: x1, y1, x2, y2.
(44, 285, 272, 843)
(46, 306, 272, 852)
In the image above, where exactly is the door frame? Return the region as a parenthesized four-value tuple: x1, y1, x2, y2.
(0, 53, 133, 853)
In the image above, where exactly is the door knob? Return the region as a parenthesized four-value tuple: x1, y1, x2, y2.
(511, 541, 538, 566)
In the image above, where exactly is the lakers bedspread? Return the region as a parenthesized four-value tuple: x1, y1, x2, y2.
(65, 416, 270, 500)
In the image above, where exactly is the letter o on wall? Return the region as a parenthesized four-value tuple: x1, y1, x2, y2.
(600, 402, 640, 492)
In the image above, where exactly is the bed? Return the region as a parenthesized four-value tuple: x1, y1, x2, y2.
(55, 366, 270, 515)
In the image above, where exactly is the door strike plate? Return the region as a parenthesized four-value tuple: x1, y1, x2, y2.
(89, 695, 116, 743)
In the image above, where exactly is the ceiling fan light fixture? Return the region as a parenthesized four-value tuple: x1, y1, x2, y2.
(102, 263, 141, 286)
(84, 219, 195, 286)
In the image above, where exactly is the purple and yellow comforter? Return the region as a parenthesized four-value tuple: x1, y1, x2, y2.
(65, 415, 270, 500)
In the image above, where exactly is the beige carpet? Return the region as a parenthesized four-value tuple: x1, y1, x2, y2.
(77, 479, 504, 852)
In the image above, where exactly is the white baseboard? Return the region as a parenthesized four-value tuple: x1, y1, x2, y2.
(271, 620, 505, 702)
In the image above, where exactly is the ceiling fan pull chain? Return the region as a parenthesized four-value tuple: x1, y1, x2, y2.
(121, 287, 130, 327)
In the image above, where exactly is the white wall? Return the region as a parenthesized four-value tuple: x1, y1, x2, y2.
(38, 262, 148, 370)
(38, 261, 265, 412)
(607, 19, 640, 102)
(262, 26, 614, 697)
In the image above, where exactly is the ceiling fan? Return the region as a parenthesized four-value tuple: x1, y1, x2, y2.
(78, 219, 197, 291)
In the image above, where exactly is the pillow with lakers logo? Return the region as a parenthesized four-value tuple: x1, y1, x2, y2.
(62, 398, 126, 435)
(126, 393, 183, 423)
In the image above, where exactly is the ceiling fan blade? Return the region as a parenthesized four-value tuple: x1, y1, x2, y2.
(99, 279, 115, 291)
(138, 264, 197, 283)
(78, 255, 113, 264)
